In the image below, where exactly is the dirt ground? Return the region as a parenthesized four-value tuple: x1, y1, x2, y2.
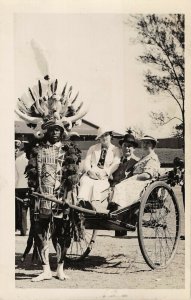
(15, 187, 185, 289)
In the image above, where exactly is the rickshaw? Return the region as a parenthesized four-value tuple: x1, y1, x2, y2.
(32, 157, 184, 270)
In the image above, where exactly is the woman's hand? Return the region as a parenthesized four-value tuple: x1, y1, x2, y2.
(87, 167, 108, 180)
(95, 169, 108, 180)
(136, 173, 151, 181)
(87, 169, 99, 180)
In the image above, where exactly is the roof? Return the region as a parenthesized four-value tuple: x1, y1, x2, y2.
(72, 119, 99, 135)
(15, 121, 34, 134)
(15, 119, 123, 137)
(15, 119, 99, 136)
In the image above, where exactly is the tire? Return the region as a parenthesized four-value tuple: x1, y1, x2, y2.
(65, 207, 97, 262)
(137, 181, 181, 269)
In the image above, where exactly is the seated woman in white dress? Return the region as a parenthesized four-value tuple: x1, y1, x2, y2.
(77, 125, 121, 211)
(111, 135, 160, 209)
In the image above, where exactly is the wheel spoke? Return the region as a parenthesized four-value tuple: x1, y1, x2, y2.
(138, 183, 180, 269)
(156, 227, 167, 265)
(66, 211, 96, 261)
(163, 228, 173, 256)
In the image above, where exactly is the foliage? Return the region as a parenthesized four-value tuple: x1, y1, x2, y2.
(129, 14, 185, 138)
(149, 111, 183, 138)
(173, 122, 184, 138)
(126, 127, 145, 139)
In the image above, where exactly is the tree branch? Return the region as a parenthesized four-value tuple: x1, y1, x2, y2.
(144, 20, 184, 102)
(161, 47, 184, 101)
(139, 16, 184, 102)
(161, 116, 182, 125)
(166, 88, 183, 115)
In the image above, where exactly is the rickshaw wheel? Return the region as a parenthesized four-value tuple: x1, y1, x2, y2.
(137, 181, 181, 269)
(65, 207, 97, 262)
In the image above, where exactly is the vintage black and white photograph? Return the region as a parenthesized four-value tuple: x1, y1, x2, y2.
(0, 1, 190, 299)
(13, 12, 186, 291)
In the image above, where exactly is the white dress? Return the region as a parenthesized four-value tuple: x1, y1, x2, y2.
(112, 152, 160, 208)
(78, 143, 121, 210)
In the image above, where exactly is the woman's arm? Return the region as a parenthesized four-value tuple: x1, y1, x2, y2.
(136, 173, 151, 181)
(83, 145, 99, 179)
(135, 155, 160, 181)
(83, 146, 93, 173)
(104, 147, 121, 177)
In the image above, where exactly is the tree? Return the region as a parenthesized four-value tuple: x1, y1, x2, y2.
(128, 14, 184, 138)
(126, 127, 145, 139)
(149, 111, 183, 138)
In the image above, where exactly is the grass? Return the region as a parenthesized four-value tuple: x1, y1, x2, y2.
(134, 148, 184, 164)
(78, 148, 184, 166)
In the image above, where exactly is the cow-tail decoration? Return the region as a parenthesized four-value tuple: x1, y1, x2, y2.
(15, 76, 88, 139)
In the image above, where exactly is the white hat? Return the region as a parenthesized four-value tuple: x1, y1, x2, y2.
(141, 135, 158, 145)
(15, 140, 21, 148)
(95, 126, 113, 140)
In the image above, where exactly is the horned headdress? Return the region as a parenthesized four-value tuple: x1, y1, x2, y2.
(15, 76, 88, 139)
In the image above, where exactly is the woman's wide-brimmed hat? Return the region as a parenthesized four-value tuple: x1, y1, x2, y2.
(95, 125, 113, 140)
(141, 135, 158, 146)
(119, 133, 138, 147)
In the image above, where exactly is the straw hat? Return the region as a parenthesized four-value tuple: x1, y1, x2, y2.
(141, 135, 158, 146)
(95, 125, 113, 140)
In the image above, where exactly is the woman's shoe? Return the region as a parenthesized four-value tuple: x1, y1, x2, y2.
(107, 202, 120, 212)
(115, 230, 127, 237)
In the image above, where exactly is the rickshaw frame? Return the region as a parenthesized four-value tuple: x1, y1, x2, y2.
(32, 165, 182, 270)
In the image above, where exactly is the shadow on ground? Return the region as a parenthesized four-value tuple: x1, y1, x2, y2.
(15, 250, 151, 279)
(15, 252, 109, 279)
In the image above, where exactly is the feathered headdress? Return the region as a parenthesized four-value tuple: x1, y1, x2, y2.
(15, 76, 87, 139)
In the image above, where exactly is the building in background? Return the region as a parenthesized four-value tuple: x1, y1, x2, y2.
(15, 119, 183, 148)
(15, 119, 123, 157)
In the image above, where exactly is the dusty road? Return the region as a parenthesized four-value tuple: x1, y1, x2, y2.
(15, 187, 185, 289)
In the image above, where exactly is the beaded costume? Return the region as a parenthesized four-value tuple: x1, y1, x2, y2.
(15, 76, 85, 278)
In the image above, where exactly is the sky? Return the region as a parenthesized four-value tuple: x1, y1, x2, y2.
(14, 14, 181, 138)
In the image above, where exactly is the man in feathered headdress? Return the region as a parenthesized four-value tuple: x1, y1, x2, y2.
(15, 77, 86, 281)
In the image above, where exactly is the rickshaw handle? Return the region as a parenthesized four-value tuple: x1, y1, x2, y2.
(32, 192, 108, 216)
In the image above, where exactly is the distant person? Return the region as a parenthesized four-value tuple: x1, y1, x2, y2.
(111, 135, 160, 209)
(15, 140, 21, 160)
(15, 139, 21, 233)
(15, 140, 29, 236)
(78, 126, 121, 211)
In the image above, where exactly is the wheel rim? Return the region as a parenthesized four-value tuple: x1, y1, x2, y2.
(66, 210, 96, 262)
(139, 184, 180, 269)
